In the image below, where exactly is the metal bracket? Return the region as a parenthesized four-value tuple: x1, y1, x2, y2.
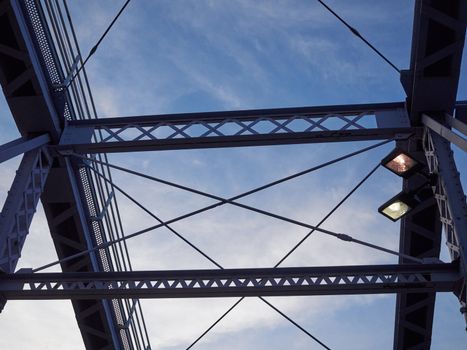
(90, 191, 114, 221)
(52, 54, 81, 90)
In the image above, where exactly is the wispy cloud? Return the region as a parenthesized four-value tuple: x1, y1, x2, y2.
(1, 1, 466, 349)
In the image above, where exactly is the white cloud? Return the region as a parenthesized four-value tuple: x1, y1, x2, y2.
(73, 143, 402, 349)
(1, 1, 465, 349)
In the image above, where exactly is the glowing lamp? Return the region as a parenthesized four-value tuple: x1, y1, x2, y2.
(378, 192, 417, 221)
(381, 148, 420, 178)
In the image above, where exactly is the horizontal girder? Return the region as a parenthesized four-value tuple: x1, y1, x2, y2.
(58, 102, 414, 153)
(1, 263, 460, 300)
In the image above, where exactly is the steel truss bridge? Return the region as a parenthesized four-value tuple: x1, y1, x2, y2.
(0, 0, 466, 349)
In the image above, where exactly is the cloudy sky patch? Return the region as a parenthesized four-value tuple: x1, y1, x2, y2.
(0, 1, 466, 349)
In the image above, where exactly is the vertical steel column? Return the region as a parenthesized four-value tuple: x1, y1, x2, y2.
(396, 0, 466, 347)
(423, 128, 467, 324)
(393, 137, 442, 350)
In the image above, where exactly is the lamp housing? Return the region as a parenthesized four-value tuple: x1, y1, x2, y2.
(378, 192, 419, 222)
(381, 148, 422, 178)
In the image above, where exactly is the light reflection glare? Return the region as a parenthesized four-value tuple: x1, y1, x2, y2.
(382, 200, 410, 220)
(386, 154, 416, 174)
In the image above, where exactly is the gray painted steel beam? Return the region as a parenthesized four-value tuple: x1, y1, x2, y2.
(424, 129, 467, 276)
(0, 1, 124, 348)
(0, 263, 460, 300)
(395, 1, 467, 349)
(0, 147, 51, 273)
(422, 113, 467, 151)
(9, 0, 64, 140)
(59, 127, 415, 154)
(401, 0, 467, 124)
(0, 147, 51, 312)
(394, 137, 442, 350)
(422, 127, 467, 329)
(0, 134, 50, 163)
(58, 103, 414, 153)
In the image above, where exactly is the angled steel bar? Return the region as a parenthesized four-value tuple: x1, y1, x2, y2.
(77, 154, 423, 264)
(34, 140, 424, 275)
(423, 128, 467, 327)
(58, 103, 414, 153)
(258, 296, 332, 350)
(186, 163, 381, 349)
(446, 111, 467, 136)
(42, 1, 152, 345)
(0, 147, 51, 312)
(422, 114, 467, 151)
(0, 134, 50, 163)
(0, 263, 460, 300)
(0, 147, 51, 274)
(423, 129, 467, 269)
(0, 1, 126, 348)
(8, 0, 64, 137)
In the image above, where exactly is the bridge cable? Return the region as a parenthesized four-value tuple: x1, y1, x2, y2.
(88, 162, 378, 349)
(70, 151, 422, 264)
(67, 0, 132, 87)
(274, 161, 380, 267)
(92, 160, 378, 270)
(29, 155, 422, 347)
(31, 159, 398, 348)
(58, 1, 398, 344)
(185, 162, 379, 349)
(89, 167, 223, 269)
(57, 2, 152, 348)
(316, 0, 400, 74)
(86, 166, 332, 349)
(32, 139, 421, 274)
(34, 140, 386, 272)
(34, 139, 378, 272)
(73, 139, 390, 215)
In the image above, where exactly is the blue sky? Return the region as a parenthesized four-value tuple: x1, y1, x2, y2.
(0, 1, 466, 349)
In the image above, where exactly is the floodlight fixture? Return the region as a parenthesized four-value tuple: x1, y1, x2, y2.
(378, 192, 418, 222)
(381, 148, 421, 178)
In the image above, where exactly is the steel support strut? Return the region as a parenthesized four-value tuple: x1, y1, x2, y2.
(0, 134, 50, 164)
(0, 148, 51, 274)
(394, 136, 442, 350)
(0, 1, 125, 348)
(58, 102, 413, 153)
(424, 129, 467, 326)
(0, 147, 50, 312)
(0, 263, 460, 300)
(395, 0, 467, 348)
